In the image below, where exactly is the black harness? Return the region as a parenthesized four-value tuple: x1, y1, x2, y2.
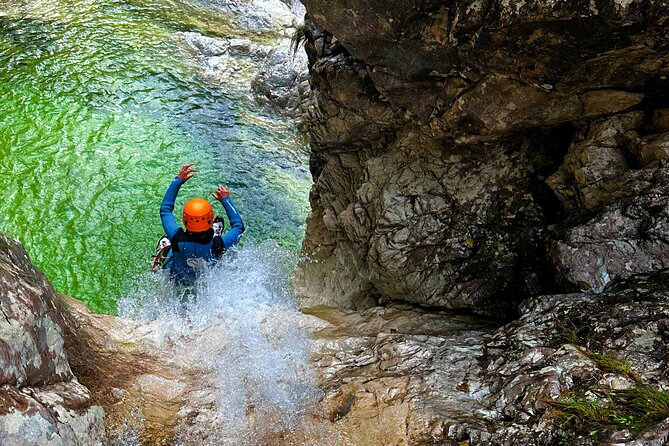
(170, 228, 225, 258)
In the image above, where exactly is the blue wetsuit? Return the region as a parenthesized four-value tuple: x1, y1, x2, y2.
(160, 177, 245, 282)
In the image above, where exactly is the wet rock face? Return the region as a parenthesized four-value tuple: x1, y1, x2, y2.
(303, 0, 669, 83)
(475, 271, 669, 445)
(251, 43, 310, 120)
(295, 0, 669, 314)
(0, 233, 105, 445)
(549, 183, 669, 292)
(295, 135, 556, 315)
(545, 111, 669, 292)
(177, 31, 311, 122)
(0, 235, 71, 387)
(307, 271, 669, 446)
(545, 112, 666, 212)
(308, 305, 497, 445)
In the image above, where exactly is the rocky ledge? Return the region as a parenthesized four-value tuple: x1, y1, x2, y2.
(311, 271, 669, 445)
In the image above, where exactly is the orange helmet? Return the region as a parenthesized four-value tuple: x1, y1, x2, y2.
(182, 198, 214, 232)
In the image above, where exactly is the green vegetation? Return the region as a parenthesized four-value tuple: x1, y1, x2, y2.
(558, 385, 669, 431)
(587, 352, 633, 377)
(557, 323, 636, 377)
(290, 23, 308, 54)
(551, 324, 669, 440)
(552, 344, 669, 441)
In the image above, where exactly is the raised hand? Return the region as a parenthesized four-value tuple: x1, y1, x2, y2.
(212, 185, 229, 201)
(177, 163, 197, 182)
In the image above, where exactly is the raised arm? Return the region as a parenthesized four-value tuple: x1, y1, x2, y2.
(212, 185, 245, 249)
(161, 164, 196, 239)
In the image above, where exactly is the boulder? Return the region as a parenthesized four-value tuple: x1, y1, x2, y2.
(549, 181, 669, 292)
(175, 31, 273, 94)
(546, 112, 646, 212)
(0, 233, 106, 445)
(251, 43, 310, 120)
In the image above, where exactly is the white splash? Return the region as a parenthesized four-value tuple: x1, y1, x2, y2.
(116, 242, 322, 445)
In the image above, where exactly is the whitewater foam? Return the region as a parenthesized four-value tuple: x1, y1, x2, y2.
(116, 242, 322, 445)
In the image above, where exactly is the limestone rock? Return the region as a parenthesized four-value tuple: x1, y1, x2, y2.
(302, 0, 669, 83)
(0, 381, 106, 446)
(178, 32, 230, 57)
(306, 305, 498, 445)
(441, 74, 584, 137)
(289, 2, 669, 440)
(0, 233, 106, 445)
(176, 31, 272, 93)
(57, 296, 185, 444)
(549, 182, 669, 292)
(207, 0, 298, 33)
(251, 43, 310, 120)
(295, 128, 557, 316)
(546, 112, 647, 212)
(303, 271, 669, 445)
(630, 133, 669, 168)
(653, 109, 669, 133)
(178, 32, 271, 59)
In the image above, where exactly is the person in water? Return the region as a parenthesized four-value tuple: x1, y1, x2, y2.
(159, 163, 245, 282)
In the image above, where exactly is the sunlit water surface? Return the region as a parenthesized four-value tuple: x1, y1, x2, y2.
(0, 0, 310, 313)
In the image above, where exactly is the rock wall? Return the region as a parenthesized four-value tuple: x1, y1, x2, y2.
(0, 233, 106, 445)
(294, 0, 669, 317)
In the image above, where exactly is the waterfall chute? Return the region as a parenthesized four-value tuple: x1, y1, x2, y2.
(117, 243, 322, 444)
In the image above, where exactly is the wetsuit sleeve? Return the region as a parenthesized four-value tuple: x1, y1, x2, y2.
(160, 177, 183, 239)
(220, 197, 245, 249)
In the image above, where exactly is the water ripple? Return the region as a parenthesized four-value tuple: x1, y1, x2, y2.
(0, 0, 310, 313)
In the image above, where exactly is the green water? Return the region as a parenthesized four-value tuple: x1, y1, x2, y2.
(0, 0, 311, 313)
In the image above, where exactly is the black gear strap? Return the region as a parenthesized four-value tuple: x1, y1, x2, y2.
(212, 236, 225, 258)
(170, 228, 224, 257)
(170, 228, 184, 253)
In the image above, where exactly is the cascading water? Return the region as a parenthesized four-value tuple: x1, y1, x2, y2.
(116, 243, 323, 445)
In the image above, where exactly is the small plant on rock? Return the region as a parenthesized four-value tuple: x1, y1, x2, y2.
(557, 385, 669, 432)
(290, 24, 307, 54)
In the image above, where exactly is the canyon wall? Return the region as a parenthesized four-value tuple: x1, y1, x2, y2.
(293, 0, 669, 317)
(0, 234, 105, 444)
